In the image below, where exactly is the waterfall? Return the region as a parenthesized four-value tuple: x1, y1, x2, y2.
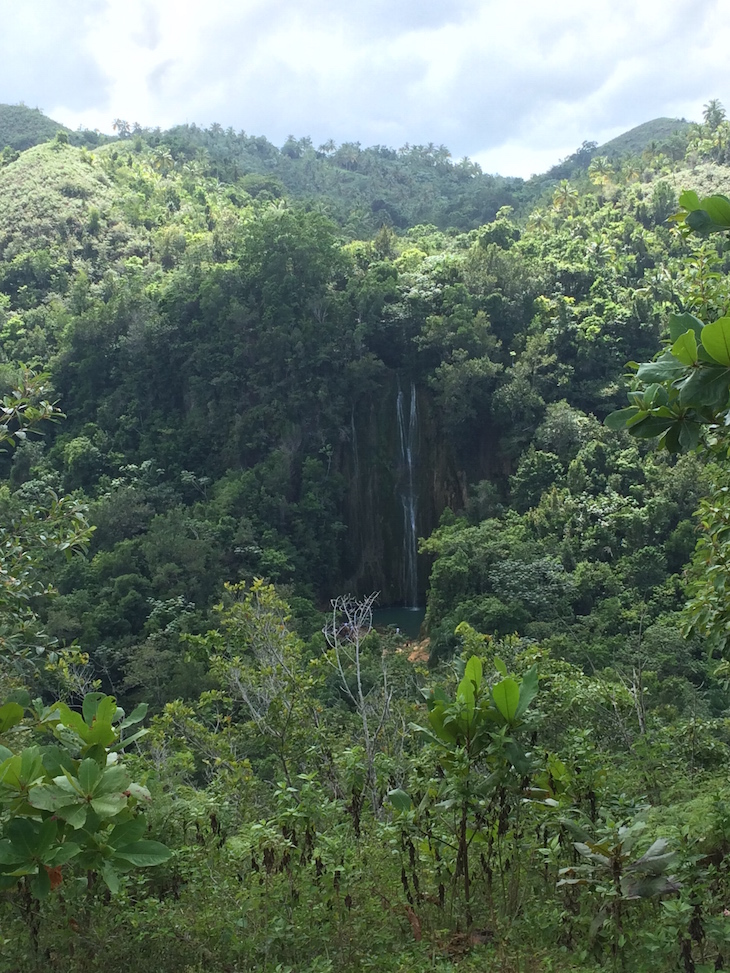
(396, 380, 419, 609)
(350, 408, 359, 483)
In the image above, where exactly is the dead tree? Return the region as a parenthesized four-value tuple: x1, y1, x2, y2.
(323, 593, 392, 816)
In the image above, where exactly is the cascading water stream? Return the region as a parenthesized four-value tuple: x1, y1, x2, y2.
(396, 380, 419, 609)
(350, 408, 360, 483)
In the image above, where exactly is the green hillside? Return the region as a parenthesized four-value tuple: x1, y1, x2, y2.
(597, 116, 691, 158)
(0, 102, 70, 150)
(0, 104, 699, 233)
(0, 141, 113, 258)
(4, 98, 730, 973)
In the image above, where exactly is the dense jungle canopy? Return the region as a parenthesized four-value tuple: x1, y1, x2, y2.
(2, 101, 730, 973)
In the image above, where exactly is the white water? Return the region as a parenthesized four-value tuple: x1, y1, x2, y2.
(396, 380, 419, 609)
(350, 407, 359, 483)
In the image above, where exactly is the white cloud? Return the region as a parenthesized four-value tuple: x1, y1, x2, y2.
(2, 0, 728, 173)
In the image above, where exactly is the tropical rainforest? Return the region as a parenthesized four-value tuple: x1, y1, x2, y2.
(2, 99, 730, 972)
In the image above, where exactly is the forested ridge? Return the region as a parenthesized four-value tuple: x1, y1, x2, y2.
(2, 101, 730, 971)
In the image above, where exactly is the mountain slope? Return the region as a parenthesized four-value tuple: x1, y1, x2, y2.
(0, 103, 71, 151)
(597, 117, 691, 158)
(0, 142, 114, 260)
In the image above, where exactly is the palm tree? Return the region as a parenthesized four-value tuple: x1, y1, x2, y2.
(152, 147, 174, 176)
(434, 144, 452, 165)
(703, 99, 726, 131)
(527, 209, 551, 233)
(334, 142, 361, 170)
(588, 156, 614, 188)
(112, 118, 131, 139)
(615, 156, 641, 183)
(552, 180, 579, 212)
(586, 238, 615, 266)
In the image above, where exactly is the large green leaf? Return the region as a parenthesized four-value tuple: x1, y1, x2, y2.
(27, 783, 75, 812)
(638, 384, 669, 410)
(702, 317, 730, 366)
(492, 677, 520, 723)
(39, 745, 76, 778)
(53, 702, 87, 737)
(55, 804, 87, 829)
(574, 841, 611, 866)
(7, 817, 46, 858)
(112, 840, 172, 868)
(625, 408, 650, 428)
(20, 748, 46, 787)
(671, 330, 698, 366)
(90, 793, 129, 819)
(5, 690, 30, 708)
(464, 655, 483, 693)
(29, 781, 89, 829)
(504, 740, 532, 774)
(0, 749, 45, 793)
(636, 353, 686, 384)
(100, 861, 121, 894)
(111, 728, 149, 752)
(663, 424, 681, 453)
(493, 657, 507, 677)
(107, 817, 146, 849)
(678, 420, 702, 451)
(515, 666, 539, 719)
(30, 867, 51, 900)
(55, 697, 118, 749)
(682, 197, 730, 234)
(627, 838, 674, 874)
(95, 764, 131, 796)
(93, 695, 120, 727)
(85, 717, 116, 748)
(668, 311, 704, 342)
(0, 702, 24, 734)
(414, 724, 455, 748)
(82, 693, 107, 726)
(626, 415, 677, 439)
(604, 407, 640, 431)
(387, 788, 412, 813)
(686, 209, 723, 235)
(428, 686, 449, 707)
(78, 758, 102, 795)
(126, 782, 151, 803)
(0, 839, 26, 866)
(701, 194, 730, 227)
(33, 819, 59, 861)
(456, 673, 475, 723)
(623, 874, 681, 899)
(679, 190, 701, 212)
(426, 706, 458, 745)
(119, 703, 148, 730)
(47, 842, 81, 866)
(677, 363, 730, 409)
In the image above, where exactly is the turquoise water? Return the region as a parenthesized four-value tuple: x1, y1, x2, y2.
(372, 607, 426, 639)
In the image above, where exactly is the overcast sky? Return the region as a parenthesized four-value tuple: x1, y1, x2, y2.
(1, 0, 727, 177)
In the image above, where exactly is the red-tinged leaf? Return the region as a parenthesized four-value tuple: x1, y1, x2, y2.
(45, 864, 63, 890)
(405, 905, 422, 942)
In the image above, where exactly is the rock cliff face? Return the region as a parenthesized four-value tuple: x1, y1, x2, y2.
(338, 373, 468, 605)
